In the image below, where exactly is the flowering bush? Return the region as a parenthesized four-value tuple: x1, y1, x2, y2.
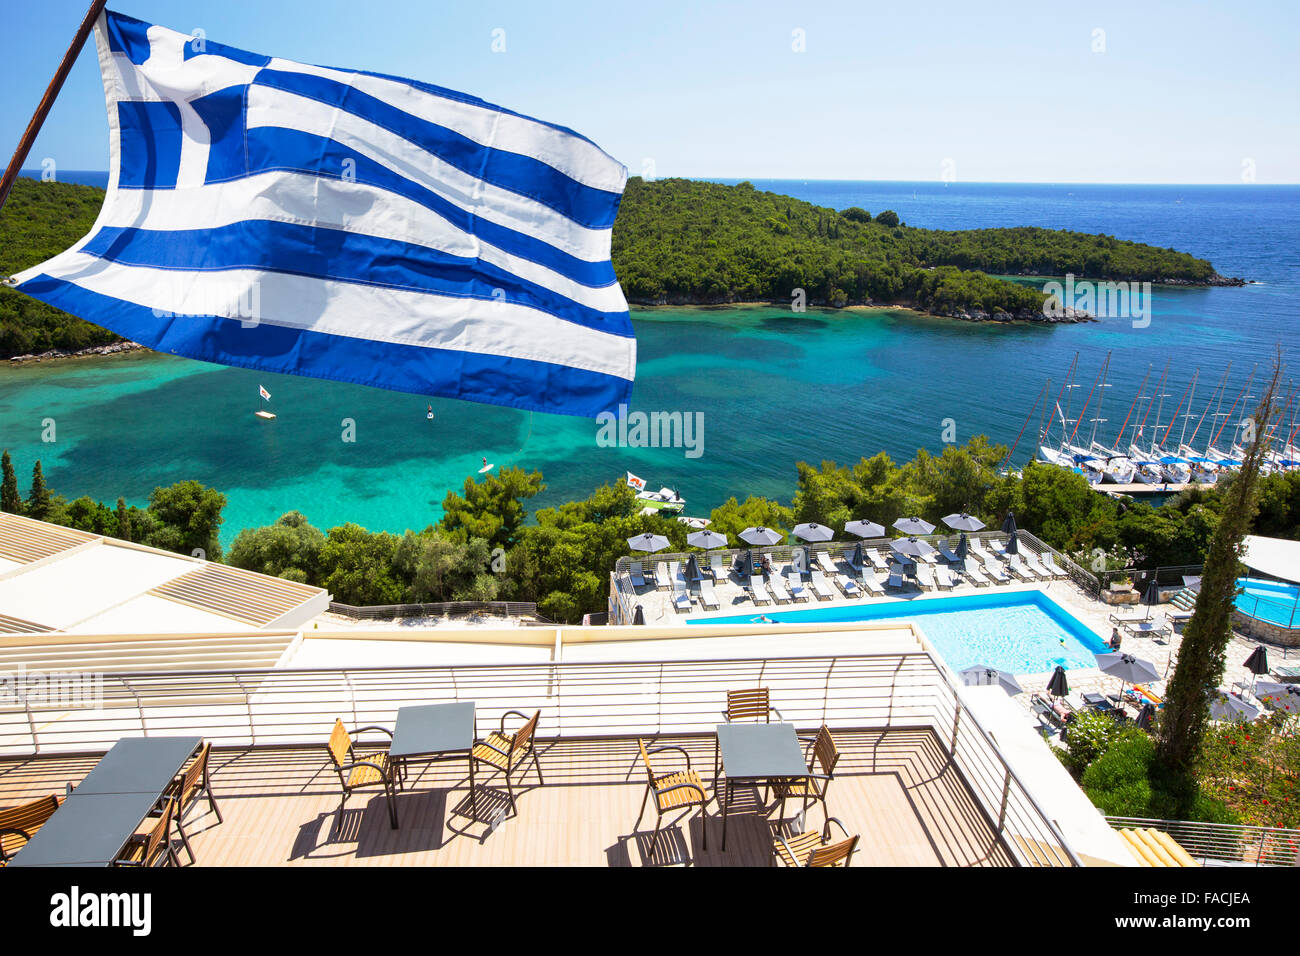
(1198, 713, 1300, 828)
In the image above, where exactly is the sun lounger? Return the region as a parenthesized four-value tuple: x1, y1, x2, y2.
(629, 561, 647, 588)
(809, 570, 835, 601)
(672, 588, 692, 612)
(767, 575, 791, 603)
(1006, 555, 1036, 581)
(1273, 665, 1300, 682)
(962, 562, 989, 586)
(968, 539, 991, 561)
(887, 564, 905, 590)
(786, 571, 810, 602)
(1030, 693, 1070, 731)
(835, 573, 862, 597)
(867, 548, 889, 571)
(655, 562, 671, 590)
(936, 541, 961, 564)
(708, 552, 726, 581)
(982, 555, 1010, 583)
(934, 564, 953, 589)
(699, 579, 720, 610)
(1121, 617, 1171, 642)
(1021, 551, 1049, 578)
(672, 561, 687, 590)
(749, 575, 772, 606)
(1040, 552, 1068, 578)
(916, 563, 936, 591)
(859, 569, 884, 595)
(815, 551, 837, 575)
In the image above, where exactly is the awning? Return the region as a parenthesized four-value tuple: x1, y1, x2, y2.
(1242, 535, 1300, 585)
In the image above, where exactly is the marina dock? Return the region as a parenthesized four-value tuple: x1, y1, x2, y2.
(1095, 482, 1193, 497)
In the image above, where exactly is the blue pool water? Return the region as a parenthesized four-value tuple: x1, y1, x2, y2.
(1236, 578, 1300, 630)
(691, 590, 1109, 674)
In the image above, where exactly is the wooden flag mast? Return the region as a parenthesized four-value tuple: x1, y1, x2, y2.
(0, 0, 109, 217)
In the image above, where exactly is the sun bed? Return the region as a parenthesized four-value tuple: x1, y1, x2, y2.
(708, 552, 726, 581)
(672, 561, 687, 590)
(629, 561, 647, 588)
(815, 551, 837, 575)
(699, 579, 720, 610)
(867, 548, 889, 571)
(962, 562, 990, 586)
(968, 539, 991, 561)
(809, 570, 835, 601)
(886, 564, 905, 590)
(1006, 555, 1037, 581)
(981, 555, 1011, 583)
(916, 563, 936, 591)
(767, 575, 792, 603)
(1273, 665, 1300, 683)
(1021, 551, 1049, 578)
(859, 569, 884, 595)
(934, 564, 953, 589)
(672, 589, 692, 613)
(749, 575, 772, 606)
(835, 573, 862, 597)
(655, 562, 671, 590)
(936, 541, 961, 564)
(1040, 552, 1068, 578)
(786, 571, 810, 602)
(1120, 616, 1171, 642)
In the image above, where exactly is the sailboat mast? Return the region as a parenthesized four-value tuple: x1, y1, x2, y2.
(1210, 366, 1255, 451)
(1113, 363, 1151, 450)
(1142, 358, 1172, 454)
(1176, 370, 1200, 450)
(1188, 363, 1230, 451)
(1160, 372, 1195, 450)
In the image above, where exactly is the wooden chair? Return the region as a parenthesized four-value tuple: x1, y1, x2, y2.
(326, 718, 398, 828)
(117, 797, 180, 867)
(471, 710, 543, 817)
(159, 741, 222, 865)
(635, 738, 711, 859)
(0, 794, 61, 865)
(771, 724, 839, 825)
(723, 687, 783, 723)
(771, 816, 859, 867)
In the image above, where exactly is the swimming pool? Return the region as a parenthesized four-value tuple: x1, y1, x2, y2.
(1236, 578, 1300, 630)
(691, 589, 1110, 674)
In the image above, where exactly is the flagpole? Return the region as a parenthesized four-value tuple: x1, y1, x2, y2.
(0, 0, 109, 217)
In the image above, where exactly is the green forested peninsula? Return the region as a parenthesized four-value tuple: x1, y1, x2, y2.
(0, 175, 1236, 357)
(612, 178, 1233, 314)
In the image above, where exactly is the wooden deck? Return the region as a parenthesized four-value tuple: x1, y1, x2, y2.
(0, 728, 1016, 867)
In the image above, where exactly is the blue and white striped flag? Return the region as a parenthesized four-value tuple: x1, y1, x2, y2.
(10, 10, 636, 417)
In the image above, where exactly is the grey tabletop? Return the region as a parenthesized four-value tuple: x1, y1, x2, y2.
(716, 722, 806, 780)
(7, 792, 161, 867)
(73, 736, 202, 795)
(389, 702, 476, 758)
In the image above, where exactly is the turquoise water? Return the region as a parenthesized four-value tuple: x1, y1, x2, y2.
(3, 177, 1297, 545)
(691, 590, 1109, 674)
(1236, 577, 1300, 630)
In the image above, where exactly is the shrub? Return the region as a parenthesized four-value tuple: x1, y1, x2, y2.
(1057, 711, 1126, 779)
(1082, 730, 1236, 823)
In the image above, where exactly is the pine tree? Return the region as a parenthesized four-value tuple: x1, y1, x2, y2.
(116, 496, 131, 542)
(0, 450, 21, 514)
(1158, 355, 1282, 773)
(26, 461, 51, 521)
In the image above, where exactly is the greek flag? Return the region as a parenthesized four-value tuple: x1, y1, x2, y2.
(10, 10, 635, 417)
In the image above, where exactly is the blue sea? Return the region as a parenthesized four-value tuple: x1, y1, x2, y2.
(3, 173, 1298, 544)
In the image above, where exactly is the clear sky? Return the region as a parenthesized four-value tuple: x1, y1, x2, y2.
(3, 0, 1298, 183)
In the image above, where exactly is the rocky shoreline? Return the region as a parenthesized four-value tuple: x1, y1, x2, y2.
(6, 340, 145, 364)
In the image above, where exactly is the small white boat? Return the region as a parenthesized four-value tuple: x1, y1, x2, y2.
(635, 486, 685, 514)
(254, 410, 276, 420)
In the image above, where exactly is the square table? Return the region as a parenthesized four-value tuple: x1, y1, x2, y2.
(9, 736, 201, 867)
(715, 722, 808, 850)
(389, 702, 477, 819)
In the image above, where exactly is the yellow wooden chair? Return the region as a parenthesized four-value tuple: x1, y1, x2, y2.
(771, 816, 859, 867)
(771, 724, 840, 824)
(117, 797, 180, 867)
(0, 793, 61, 865)
(471, 710, 543, 817)
(326, 718, 398, 828)
(635, 738, 711, 859)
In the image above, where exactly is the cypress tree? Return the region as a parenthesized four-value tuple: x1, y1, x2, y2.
(26, 461, 51, 521)
(1158, 356, 1282, 773)
(0, 450, 20, 514)
(116, 496, 131, 542)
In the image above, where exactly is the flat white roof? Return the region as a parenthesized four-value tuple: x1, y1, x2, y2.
(563, 626, 921, 662)
(0, 544, 190, 630)
(64, 594, 258, 635)
(285, 638, 554, 668)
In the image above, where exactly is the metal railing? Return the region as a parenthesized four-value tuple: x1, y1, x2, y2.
(1107, 816, 1300, 867)
(328, 600, 548, 622)
(0, 651, 1080, 866)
